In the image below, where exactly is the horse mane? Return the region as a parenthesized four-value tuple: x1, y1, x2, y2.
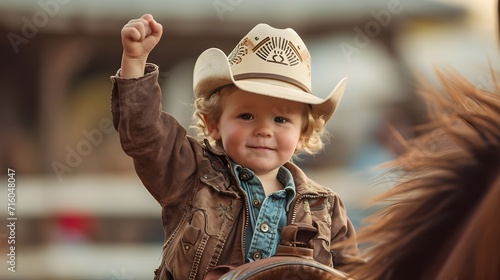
(350, 68, 500, 280)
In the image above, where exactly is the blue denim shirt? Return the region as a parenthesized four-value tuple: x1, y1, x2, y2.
(232, 163, 297, 262)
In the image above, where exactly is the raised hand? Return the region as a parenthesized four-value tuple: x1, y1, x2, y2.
(120, 14, 163, 78)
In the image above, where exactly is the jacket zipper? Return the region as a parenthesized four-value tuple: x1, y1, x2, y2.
(242, 193, 250, 263)
(190, 234, 210, 280)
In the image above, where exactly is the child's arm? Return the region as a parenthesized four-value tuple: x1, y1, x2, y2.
(112, 15, 198, 207)
(120, 14, 163, 78)
(329, 194, 365, 272)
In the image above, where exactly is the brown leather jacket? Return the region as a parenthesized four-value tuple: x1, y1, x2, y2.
(111, 64, 362, 280)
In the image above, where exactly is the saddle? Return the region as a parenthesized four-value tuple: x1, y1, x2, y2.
(205, 223, 354, 280)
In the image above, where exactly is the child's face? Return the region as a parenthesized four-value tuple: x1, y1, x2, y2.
(207, 89, 306, 176)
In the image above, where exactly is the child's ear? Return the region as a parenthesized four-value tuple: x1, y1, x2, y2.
(203, 115, 221, 140)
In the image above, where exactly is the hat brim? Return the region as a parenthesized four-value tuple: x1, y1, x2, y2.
(193, 48, 347, 121)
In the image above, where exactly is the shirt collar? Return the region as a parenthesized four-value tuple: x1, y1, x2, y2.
(231, 162, 297, 211)
(277, 165, 297, 211)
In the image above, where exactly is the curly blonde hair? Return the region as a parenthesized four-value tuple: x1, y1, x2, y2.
(191, 85, 330, 155)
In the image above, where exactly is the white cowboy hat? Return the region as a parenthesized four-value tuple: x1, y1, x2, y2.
(193, 23, 347, 122)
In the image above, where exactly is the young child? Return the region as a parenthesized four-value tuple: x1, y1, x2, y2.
(111, 14, 362, 279)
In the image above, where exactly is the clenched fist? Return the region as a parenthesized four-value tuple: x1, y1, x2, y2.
(120, 14, 163, 78)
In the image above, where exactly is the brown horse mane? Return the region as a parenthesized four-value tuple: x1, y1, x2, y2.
(349, 68, 500, 280)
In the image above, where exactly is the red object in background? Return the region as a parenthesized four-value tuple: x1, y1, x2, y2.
(56, 212, 96, 243)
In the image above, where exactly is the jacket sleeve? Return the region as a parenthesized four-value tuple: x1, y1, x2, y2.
(329, 193, 365, 272)
(110, 63, 198, 207)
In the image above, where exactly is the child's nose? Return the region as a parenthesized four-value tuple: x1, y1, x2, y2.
(254, 120, 273, 137)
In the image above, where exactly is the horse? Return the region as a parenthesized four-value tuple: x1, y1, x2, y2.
(211, 68, 500, 280)
(348, 68, 500, 280)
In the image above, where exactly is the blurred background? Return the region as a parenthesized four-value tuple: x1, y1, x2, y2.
(0, 0, 498, 279)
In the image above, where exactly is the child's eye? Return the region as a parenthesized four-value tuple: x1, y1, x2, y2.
(274, 116, 288, 123)
(238, 114, 254, 120)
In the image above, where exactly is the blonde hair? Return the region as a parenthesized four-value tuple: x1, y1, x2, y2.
(191, 85, 330, 155)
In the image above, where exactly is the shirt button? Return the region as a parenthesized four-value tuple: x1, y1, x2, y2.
(252, 199, 261, 208)
(239, 171, 253, 181)
(260, 223, 269, 232)
(253, 251, 262, 260)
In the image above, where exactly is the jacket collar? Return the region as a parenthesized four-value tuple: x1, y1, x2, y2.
(283, 161, 331, 196)
(203, 139, 226, 156)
